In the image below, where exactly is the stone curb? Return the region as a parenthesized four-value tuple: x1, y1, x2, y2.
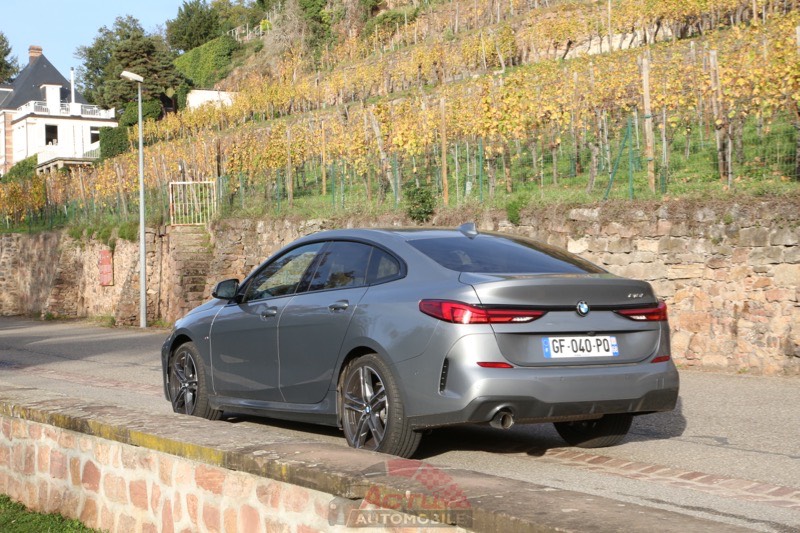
(0, 385, 750, 532)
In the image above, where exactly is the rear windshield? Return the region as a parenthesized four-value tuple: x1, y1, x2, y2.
(408, 234, 605, 274)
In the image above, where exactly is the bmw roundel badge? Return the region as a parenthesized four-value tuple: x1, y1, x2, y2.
(576, 301, 590, 316)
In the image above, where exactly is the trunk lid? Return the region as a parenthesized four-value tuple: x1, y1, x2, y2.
(461, 273, 665, 366)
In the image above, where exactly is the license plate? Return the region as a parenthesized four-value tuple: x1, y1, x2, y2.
(542, 336, 619, 358)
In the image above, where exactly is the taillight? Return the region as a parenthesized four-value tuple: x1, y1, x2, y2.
(419, 300, 545, 324)
(616, 301, 668, 321)
(477, 362, 514, 368)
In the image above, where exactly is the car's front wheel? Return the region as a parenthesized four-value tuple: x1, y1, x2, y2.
(553, 413, 633, 448)
(340, 353, 421, 458)
(168, 342, 221, 420)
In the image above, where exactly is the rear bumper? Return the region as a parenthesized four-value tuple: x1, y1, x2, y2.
(406, 387, 678, 429)
(395, 335, 680, 430)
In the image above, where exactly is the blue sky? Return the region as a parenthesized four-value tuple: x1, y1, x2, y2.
(2, 0, 187, 77)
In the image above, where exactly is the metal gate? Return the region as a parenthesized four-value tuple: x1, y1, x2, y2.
(169, 181, 217, 226)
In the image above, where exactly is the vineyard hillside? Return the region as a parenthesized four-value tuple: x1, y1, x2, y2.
(2, 0, 799, 230)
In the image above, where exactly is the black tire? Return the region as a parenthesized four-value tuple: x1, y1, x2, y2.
(340, 353, 421, 458)
(554, 413, 633, 448)
(167, 342, 221, 421)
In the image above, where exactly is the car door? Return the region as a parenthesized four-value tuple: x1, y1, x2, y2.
(209, 242, 324, 402)
(278, 241, 374, 404)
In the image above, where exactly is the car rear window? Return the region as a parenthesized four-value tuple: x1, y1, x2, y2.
(408, 235, 604, 274)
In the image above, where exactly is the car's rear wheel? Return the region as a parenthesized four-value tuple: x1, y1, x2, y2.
(340, 353, 421, 458)
(168, 342, 221, 420)
(554, 413, 633, 448)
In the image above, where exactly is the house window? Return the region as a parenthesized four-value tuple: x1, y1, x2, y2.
(90, 127, 100, 144)
(45, 125, 58, 145)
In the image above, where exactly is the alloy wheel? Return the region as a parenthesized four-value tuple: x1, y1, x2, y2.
(342, 365, 388, 450)
(169, 349, 198, 415)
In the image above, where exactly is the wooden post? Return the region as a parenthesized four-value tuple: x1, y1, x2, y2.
(321, 121, 327, 196)
(286, 124, 293, 208)
(504, 151, 512, 193)
(368, 106, 397, 199)
(709, 50, 728, 183)
(453, 143, 460, 205)
(796, 25, 800, 55)
(662, 105, 668, 192)
(796, 26, 800, 180)
(480, 31, 488, 71)
(440, 97, 449, 206)
(641, 53, 656, 193)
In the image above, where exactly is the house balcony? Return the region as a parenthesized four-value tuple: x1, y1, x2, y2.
(36, 142, 102, 174)
(15, 101, 115, 120)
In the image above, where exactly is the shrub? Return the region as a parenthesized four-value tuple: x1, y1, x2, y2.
(119, 100, 163, 128)
(404, 185, 436, 223)
(505, 195, 528, 225)
(117, 221, 138, 242)
(3, 156, 37, 181)
(99, 127, 129, 159)
(174, 35, 239, 88)
(364, 7, 419, 38)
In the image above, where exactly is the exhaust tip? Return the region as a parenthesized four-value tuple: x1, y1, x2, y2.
(489, 410, 514, 430)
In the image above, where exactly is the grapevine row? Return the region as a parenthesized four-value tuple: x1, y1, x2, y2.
(1, 9, 798, 220)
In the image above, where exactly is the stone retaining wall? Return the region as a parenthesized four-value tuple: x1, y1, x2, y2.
(0, 198, 797, 374)
(0, 386, 742, 533)
(0, 401, 460, 532)
(508, 201, 799, 375)
(0, 417, 344, 532)
(0, 232, 61, 317)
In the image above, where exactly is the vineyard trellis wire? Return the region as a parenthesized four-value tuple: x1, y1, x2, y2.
(3, 106, 797, 233)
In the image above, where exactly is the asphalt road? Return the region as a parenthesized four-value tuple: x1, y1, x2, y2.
(0, 317, 798, 532)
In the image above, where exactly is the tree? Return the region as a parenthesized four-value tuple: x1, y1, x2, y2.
(212, 0, 264, 34)
(167, 0, 221, 53)
(76, 16, 186, 112)
(76, 16, 147, 105)
(255, 0, 281, 9)
(0, 31, 19, 82)
(298, 0, 332, 52)
(110, 32, 185, 111)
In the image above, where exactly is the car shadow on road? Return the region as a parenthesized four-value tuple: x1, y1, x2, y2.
(220, 398, 687, 460)
(223, 413, 344, 439)
(414, 397, 687, 460)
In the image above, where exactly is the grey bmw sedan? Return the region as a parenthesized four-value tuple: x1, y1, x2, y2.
(162, 223, 679, 458)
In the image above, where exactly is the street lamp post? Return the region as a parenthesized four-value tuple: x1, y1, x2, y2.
(120, 70, 147, 328)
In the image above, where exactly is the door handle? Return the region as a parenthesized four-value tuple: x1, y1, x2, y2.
(329, 300, 349, 312)
(260, 306, 278, 319)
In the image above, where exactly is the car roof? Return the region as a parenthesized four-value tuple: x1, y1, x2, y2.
(297, 226, 478, 243)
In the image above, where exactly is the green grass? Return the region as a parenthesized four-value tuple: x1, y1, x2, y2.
(87, 315, 117, 328)
(0, 495, 98, 532)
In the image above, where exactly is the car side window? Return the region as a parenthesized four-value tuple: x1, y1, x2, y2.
(367, 248, 401, 284)
(243, 242, 324, 302)
(305, 241, 372, 292)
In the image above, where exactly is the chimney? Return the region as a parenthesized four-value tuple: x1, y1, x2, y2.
(29, 46, 43, 63)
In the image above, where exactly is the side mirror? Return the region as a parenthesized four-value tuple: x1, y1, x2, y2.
(212, 279, 239, 300)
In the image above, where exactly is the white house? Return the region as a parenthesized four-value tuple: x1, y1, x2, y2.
(186, 89, 234, 110)
(0, 45, 117, 176)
